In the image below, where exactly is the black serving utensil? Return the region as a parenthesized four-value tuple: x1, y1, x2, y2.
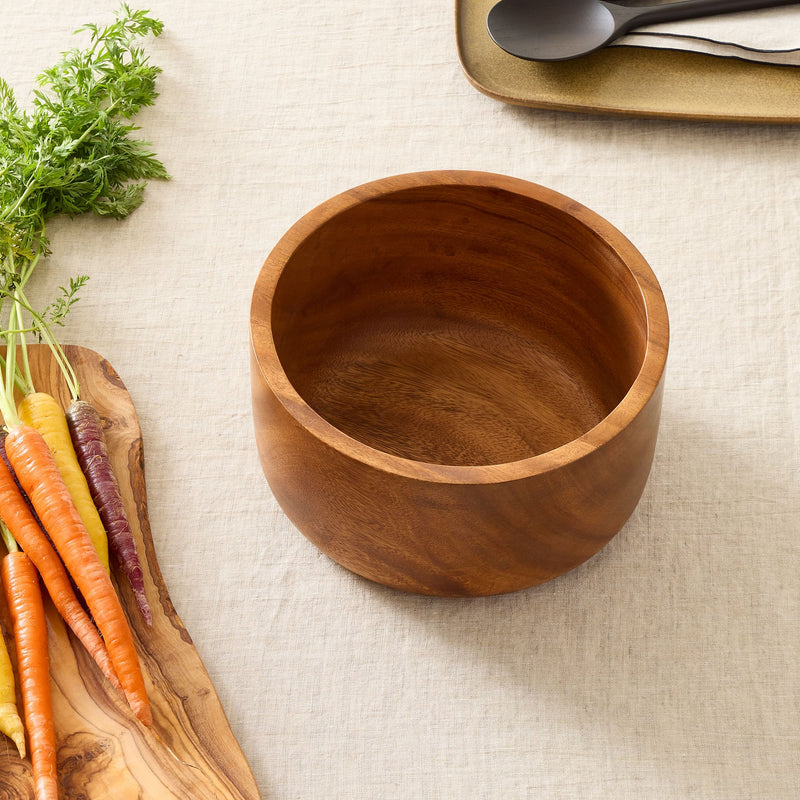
(487, 0, 800, 62)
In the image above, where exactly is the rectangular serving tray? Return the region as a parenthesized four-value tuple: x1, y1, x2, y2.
(457, 0, 800, 122)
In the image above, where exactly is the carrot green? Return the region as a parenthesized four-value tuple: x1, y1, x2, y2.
(1, 1, 168, 376)
(1, 2, 168, 362)
(1, 4, 168, 256)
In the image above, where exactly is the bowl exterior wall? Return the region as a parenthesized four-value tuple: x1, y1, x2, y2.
(251, 347, 665, 597)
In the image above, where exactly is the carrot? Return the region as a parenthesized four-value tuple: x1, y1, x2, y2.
(4, 423, 151, 727)
(0, 454, 123, 695)
(66, 399, 152, 626)
(0, 590, 26, 757)
(2, 550, 58, 800)
(18, 392, 110, 571)
(0, 429, 43, 529)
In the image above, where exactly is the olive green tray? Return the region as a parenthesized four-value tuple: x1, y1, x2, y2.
(457, 0, 800, 122)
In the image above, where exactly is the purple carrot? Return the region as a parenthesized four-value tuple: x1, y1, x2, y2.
(65, 399, 152, 626)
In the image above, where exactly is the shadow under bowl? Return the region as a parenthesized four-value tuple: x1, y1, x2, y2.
(250, 171, 669, 596)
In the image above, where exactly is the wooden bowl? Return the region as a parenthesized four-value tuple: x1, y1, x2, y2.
(250, 171, 669, 596)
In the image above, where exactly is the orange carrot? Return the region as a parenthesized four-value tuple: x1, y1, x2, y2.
(4, 423, 151, 727)
(0, 455, 122, 695)
(2, 550, 58, 800)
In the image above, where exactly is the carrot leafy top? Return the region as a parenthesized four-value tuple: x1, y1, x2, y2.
(0, 5, 167, 423)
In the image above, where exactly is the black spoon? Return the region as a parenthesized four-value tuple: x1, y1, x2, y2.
(487, 0, 799, 62)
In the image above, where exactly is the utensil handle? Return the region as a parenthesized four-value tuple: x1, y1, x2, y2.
(622, 0, 799, 28)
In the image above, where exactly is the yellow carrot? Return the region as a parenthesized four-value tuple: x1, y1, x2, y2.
(0, 625, 25, 757)
(0, 537, 26, 758)
(18, 392, 109, 571)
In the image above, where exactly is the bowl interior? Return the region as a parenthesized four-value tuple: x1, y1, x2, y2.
(270, 184, 648, 467)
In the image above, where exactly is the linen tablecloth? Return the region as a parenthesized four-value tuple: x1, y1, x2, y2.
(1, 2, 798, 798)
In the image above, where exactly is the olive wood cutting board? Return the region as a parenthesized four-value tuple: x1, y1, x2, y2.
(0, 344, 261, 800)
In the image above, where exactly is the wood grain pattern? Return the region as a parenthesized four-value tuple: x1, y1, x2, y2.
(0, 345, 261, 800)
(251, 171, 669, 596)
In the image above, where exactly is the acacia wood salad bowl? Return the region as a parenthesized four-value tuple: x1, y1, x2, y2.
(250, 171, 669, 596)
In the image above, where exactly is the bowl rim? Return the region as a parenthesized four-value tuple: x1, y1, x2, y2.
(250, 170, 669, 485)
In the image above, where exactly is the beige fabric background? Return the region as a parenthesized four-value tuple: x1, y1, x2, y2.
(2, 2, 799, 798)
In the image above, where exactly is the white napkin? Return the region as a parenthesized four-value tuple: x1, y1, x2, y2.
(613, 6, 800, 65)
